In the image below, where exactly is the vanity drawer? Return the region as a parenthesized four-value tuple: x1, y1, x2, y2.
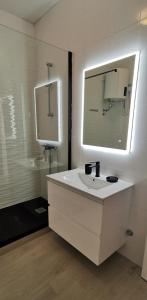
(49, 206, 101, 265)
(48, 181, 103, 236)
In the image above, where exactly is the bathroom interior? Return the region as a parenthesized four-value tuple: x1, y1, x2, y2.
(1, 0, 147, 299)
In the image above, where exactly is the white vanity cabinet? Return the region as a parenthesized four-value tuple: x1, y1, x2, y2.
(47, 178, 132, 265)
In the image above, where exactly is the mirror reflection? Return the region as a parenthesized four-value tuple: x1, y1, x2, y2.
(83, 54, 137, 150)
(34, 80, 60, 143)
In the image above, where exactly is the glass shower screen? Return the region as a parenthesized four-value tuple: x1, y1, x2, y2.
(0, 25, 70, 208)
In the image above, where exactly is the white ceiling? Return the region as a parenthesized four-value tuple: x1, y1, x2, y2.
(0, 0, 61, 24)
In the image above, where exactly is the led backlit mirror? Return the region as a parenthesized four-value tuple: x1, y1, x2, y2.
(82, 53, 139, 153)
(34, 80, 61, 144)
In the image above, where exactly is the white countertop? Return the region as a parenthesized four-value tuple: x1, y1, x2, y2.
(47, 168, 134, 200)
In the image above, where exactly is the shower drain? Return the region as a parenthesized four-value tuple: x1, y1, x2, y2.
(35, 207, 47, 214)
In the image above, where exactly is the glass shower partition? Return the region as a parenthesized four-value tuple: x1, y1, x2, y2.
(0, 25, 70, 209)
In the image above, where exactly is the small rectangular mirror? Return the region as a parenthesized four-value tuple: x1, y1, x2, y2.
(34, 80, 60, 144)
(82, 53, 139, 152)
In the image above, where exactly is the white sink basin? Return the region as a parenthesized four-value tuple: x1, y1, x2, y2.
(63, 172, 110, 190)
(78, 173, 111, 190)
(47, 168, 133, 200)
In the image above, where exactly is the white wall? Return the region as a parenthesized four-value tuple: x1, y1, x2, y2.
(35, 0, 147, 51)
(35, 0, 147, 267)
(0, 9, 34, 36)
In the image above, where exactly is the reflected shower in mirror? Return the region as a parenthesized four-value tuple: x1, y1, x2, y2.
(34, 80, 61, 144)
(82, 53, 139, 152)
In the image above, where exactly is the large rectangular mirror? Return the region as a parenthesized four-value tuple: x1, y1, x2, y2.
(34, 80, 61, 144)
(82, 53, 139, 152)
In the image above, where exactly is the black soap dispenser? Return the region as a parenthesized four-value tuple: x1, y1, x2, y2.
(85, 163, 92, 175)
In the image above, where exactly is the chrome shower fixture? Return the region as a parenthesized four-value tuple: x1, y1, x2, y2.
(46, 62, 54, 117)
(46, 62, 53, 68)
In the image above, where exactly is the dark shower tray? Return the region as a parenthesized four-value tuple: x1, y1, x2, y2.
(0, 197, 48, 247)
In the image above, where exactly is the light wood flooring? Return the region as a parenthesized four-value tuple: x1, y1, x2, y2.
(0, 228, 147, 300)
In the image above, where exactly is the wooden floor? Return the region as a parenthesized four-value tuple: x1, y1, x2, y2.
(0, 229, 147, 300)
